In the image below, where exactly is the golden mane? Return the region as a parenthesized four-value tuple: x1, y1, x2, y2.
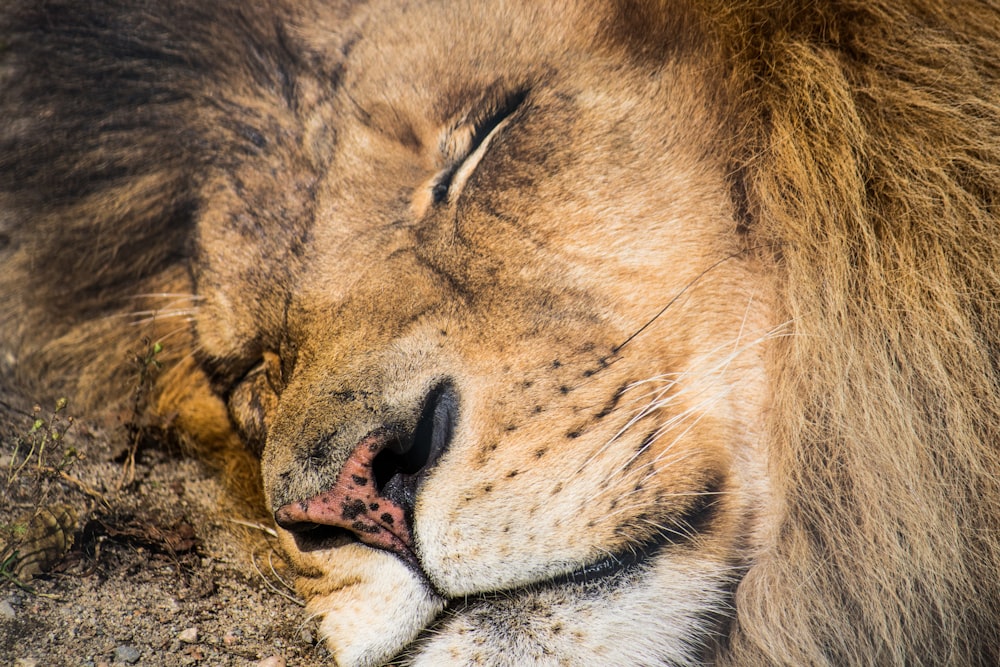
(705, 1, 1000, 663)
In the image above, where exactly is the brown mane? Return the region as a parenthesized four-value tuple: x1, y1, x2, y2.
(706, 1, 1000, 663)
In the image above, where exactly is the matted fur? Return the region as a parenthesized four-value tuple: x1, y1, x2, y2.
(2, 1, 998, 665)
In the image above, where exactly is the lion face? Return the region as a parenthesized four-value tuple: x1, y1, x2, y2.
(7, 0, 1000, 663)
(193, 1, 774, 664)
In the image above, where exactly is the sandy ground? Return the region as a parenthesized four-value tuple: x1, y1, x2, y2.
(0, 399, 331, 667)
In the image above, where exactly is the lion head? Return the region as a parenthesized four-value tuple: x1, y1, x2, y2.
(2, 0, 998, 665)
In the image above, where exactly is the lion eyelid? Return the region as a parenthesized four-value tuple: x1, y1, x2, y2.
(441, 121, 503, 204)
(432, 90, 528, 205)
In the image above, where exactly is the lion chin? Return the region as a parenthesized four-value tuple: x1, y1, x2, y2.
(3, 0, 1000, 665)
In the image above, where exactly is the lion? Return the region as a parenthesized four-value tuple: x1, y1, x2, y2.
(2, 0, 999, 665)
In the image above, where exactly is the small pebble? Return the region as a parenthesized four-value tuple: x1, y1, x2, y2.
(14, 659, 38, 667)
(159, 598, 182, 613)
(113, 645, 140, 664)
(222, 628, 242, 646)
(183, 645, 205, 662)
(0, 599, 16, 619)
(178, 626, 199, 643)
(299, 627, 314, 645)
(256, 657, 285, 667)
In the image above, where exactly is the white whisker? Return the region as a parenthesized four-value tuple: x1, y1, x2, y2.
(153, 323, 195, 345)
(577, 314, 793, 505)
(128, 312, 197, 327)
(124, 308, 198, 318)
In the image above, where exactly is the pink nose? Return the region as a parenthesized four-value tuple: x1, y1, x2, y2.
(274, 432, 414, 560)
(273, 382, 458, 565)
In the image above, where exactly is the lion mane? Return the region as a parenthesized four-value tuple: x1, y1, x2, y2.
(709, 2, 1000, 663)
(2, 1, 999, 664)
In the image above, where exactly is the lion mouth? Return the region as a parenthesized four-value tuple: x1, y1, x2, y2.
(494, 487, 722, 593)
(284, 460, 720, 604)
(444, 501, 718, 602)
(547, 537, 670, 587)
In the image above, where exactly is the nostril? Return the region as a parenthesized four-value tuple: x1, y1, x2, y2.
(372, 381, 458, 506)
(273, 381, 459, 563)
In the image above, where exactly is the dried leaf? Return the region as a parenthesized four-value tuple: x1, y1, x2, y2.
(1, 503, 78, 580)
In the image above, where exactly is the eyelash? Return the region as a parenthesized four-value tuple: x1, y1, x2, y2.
(432, 89, 528, 205)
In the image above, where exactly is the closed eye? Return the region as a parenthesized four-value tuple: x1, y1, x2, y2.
(431, 89, 528, 205)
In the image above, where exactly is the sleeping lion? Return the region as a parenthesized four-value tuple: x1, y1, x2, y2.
(2, 0, 999, 665)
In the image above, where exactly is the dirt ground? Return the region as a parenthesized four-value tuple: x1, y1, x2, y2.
(0, 398, 331, 667)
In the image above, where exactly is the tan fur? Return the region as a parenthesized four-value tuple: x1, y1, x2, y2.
(2, 0, 998, 665)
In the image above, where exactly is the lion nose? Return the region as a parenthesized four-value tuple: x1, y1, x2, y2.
(273, 382, 458, 563)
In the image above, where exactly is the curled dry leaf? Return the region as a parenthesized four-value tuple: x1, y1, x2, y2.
(1, 503, 79, 580)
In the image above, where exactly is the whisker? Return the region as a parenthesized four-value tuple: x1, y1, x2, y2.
(123, 308, 198, 318)
(152, 323, 195, 345)
(227, 518, 278, 538)
(612, 247, 775, 355)
(580, 321, 791, 499)
(128, 313, 197, 327)
(601, 487, 729, 522)
(576, 368, 721, 479)
(250, 549, 305, 607)
(268, 549, 298, 595)
(103, 307, 198, 325)
(574, 378, 682, 475)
